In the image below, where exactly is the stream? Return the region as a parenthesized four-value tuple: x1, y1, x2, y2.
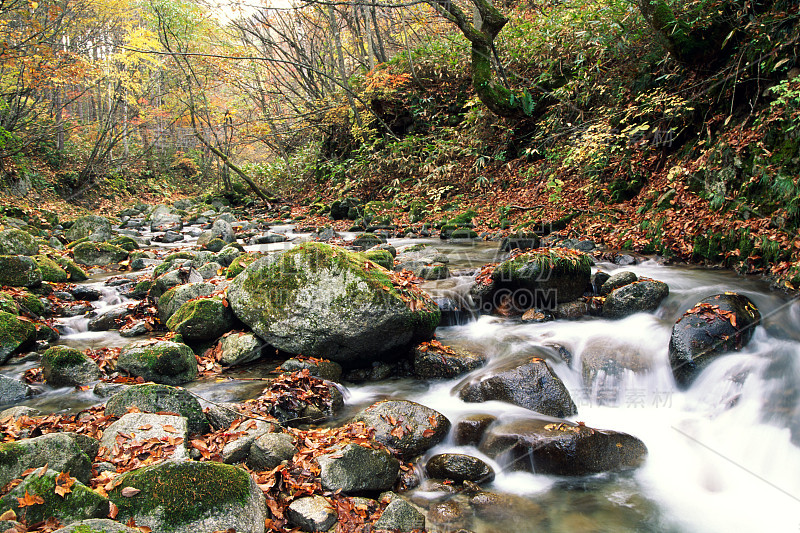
(6, 224, 800, 533)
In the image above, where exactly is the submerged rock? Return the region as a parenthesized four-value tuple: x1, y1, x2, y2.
(227, 242, 439, 366)
(669, 292, 761, 387)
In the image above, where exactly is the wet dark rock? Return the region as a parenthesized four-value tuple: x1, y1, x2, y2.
(432, 296, 473, 326)
(413, 343, 486, 379)
(454, 414, 497, 446)
(602, 279, 669, 319)
(591, 271, 611, 295)
(426, 453, 495, 483)
(317, 443, 400, 492)
(669, 293, 761, 388)
(553, 300, 590, 320)
(353, 400, 450, 459)
(71, 286, 101, 301)
(458, 357, 576, 418)
(281, 357, 342, 382)
(479, 417, 648, 475)
(600, 271, 637, 295)
(499, 233, 540, 252)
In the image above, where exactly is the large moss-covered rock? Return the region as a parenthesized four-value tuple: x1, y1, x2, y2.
(33, 254, 69, 282)
(353, 400, 450, 459)
(479, 417, 648, 476)
(0, 468, 109, 524)
(108, 460, 265, 533)
(72, 242, 129, 266)
(157, 282, 215, 322)
(0, 310, 36, 364)
(0, 433, 93, 488)
(602, 278, 669, 318)
(226, 252, 264, 279)
(669, 293, 761, 387)
(0, 255, 42, 287)
(116, 340, 198, 385)
(458, 357, 577, 418)
(109, 235, 140, 251)
(227, 243, 440, 365)
(316, 443, 400, 492)
(54, 256, 89, 281)
(166, 297, 235, 342)
(482, 247, 592, 311)
(105, 383, 209, 434)
(41, 345, 101, 386)
(66, 215, 112, 242)
(0, 228, 39, 255)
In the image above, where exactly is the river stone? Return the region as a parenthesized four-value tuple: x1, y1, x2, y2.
(105, 383, 209, 434)
(413, 343, 486, 379)
(287, 495, 337, 532)
(0, 432, 93, 487)
(581, 339, 651, 404)
(41, 345, 102, 386)
(0, 311, 36, 364)
(454, 414, 497, 446)
(116, 340, 198, 385)
(55, 256, 89, 281)
(600, 271, 637, 295)
(488, 247, 592, 311)
(72, 242, 129, 266)
(317, 443, 400, 492)
(249, 231, 287, 244)
(0, 255, 42, 287)
(479, 417, 648, 475)
(33, 254, 69, 282)
(373, 496, 426, 532)
(602, 278, 669, 318)
(53, 519, 139, 532)
(158, 283, 216, 322)
(280, 357, 343, 382)
(218, 331, 265, 366)
(88, 307, 131, 332)
(669, 292, 761, 387)
(0, 467, 110, 524)
(149, 206, 183, 232)
(458, 357, 577, 418)
(352, 233, 384, 250)
(221, 420, 277, 464)
(227, 242, 440, 366)
(66, 215, 112, 242)
(363, 249, 394, 270)
(166, 297, 235, 342)
(427, 499, 472, 529)
(100, 413, 189, 460)
(197, 219, 235, 246)
(0, 374, 33, 405)
(0, 228, 39, 255)
(426, 453, 495, 483)
(353, 400, 450, 459)
(151, 267, 204, 299)
(0, 405, 40, 418)
(205, 402, 244, 431)
(109, 460, 265, 533)
(247, 432, 297, 470)
(109, 235, 141, 251)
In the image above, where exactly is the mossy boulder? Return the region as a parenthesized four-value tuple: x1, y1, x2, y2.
(669, 293, 761, 388)
(316, 443, 400, 493)
(165, 297, 235, 342)
(12, 289, 44, 316)
(203, 238, 226, 252)
(72, 242, 129, 267)
(33, 254, 69, 282)
(0, 433, 93, 488)
(458, 357, 576, 418)
(0, 468, 110, 524)
(0, 228, 39, 255)
(105, 383, 209, 434)
(0, 310, 36, 364)
(54, 256, 89, 281)
(116, 340, 198, 385)
(109, 235, 140, 252)
(66, 215, 112, 242)
(226, 252, 264, 279)
(0, 255, 42, 287)
(157, 282, 215, 323)
(362, 249, 394, 270)
(479, 417, 648, 476)
(0, 292, 17, 314)
(227, 242, 440, 366)
(41, 346, 101, 386)
(352, 233, 384, 250)
(108, 460, 266, 533)
(151, 267, 203, 299)
(353, 400, 450, 459)
(53, 519, 139, 532)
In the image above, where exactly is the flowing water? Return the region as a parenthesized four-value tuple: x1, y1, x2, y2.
(7, 228, 800, 533)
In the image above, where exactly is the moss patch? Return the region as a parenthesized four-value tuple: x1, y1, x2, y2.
(33, 254, 69, 282)
(0, 470, 109, 524)
(42, 345, 88, 369)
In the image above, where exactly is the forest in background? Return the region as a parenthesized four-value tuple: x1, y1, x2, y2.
(1, 0, 799, 285)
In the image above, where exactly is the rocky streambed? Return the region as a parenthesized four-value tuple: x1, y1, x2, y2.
(0, 200, 799, 532)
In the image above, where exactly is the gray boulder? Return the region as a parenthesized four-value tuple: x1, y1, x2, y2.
(317, 443, 399, 492)
(108, 460, 265, 533)
(66, 215, 112, 242)
(373, 496, 425, 532)
(72, 242, 128, 266)
(218, 331, 265, 366)
(100, 413, 189, 460)
(105, 383, 209, 434)
(0, 374, 33, 405)
(602, 278, 669, 318)
(353, 400, 450, 459)
(227, 242, 440, 366)
(221, 420, 277, 464)
(0, 433, 93, 488)
(426, 453, 495, 483)
(247, 432, 297, 470)
(669, 293, 761, 387)
(287, 495, 337, 532)
(0, 228, 39, 255)
(41, 345, 101, 386)
(458, 357, 577, 418)
(116, 340, 198, 385)
(479, 417, 648, 476)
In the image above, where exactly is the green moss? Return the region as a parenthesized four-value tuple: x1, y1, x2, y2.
(42, 345, 88, 369)
(497, 247, 593, 278)
(0, 292, 18, 314)
(226, 252, 263, 279)
(109, 461, 251, 529)
(109, 236, 140, 252)
(54, 256, 89, 281)
(362, 250, 393, 270)
(0, 310, 36, 352)
(2, 470, 109, 524)
(0, 441, 23, 467)
(153, 260, 177, 278)
(165, 297, 231, 340)
(33, 254, 69, 282)
(66, 236, 90, 249)
(163, 251, 194, 262)
(14, 290, 44, 316)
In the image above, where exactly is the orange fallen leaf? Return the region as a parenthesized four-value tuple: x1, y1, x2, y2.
(109, 501, 119, 519)
(17, 489, 45, 507)
(162, 425, 178, 434)
(0, 509, 16, 521)
(54, 471, 75, 497)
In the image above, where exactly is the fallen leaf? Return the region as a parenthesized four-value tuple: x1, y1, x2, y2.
(121, 487, 141, 497)
(162, 425, 178, 434)
(54, 471, 75, 497)
(0, 509, 16, 521)
(17, 490, 45, 507)
(108, 501, 119, 519)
